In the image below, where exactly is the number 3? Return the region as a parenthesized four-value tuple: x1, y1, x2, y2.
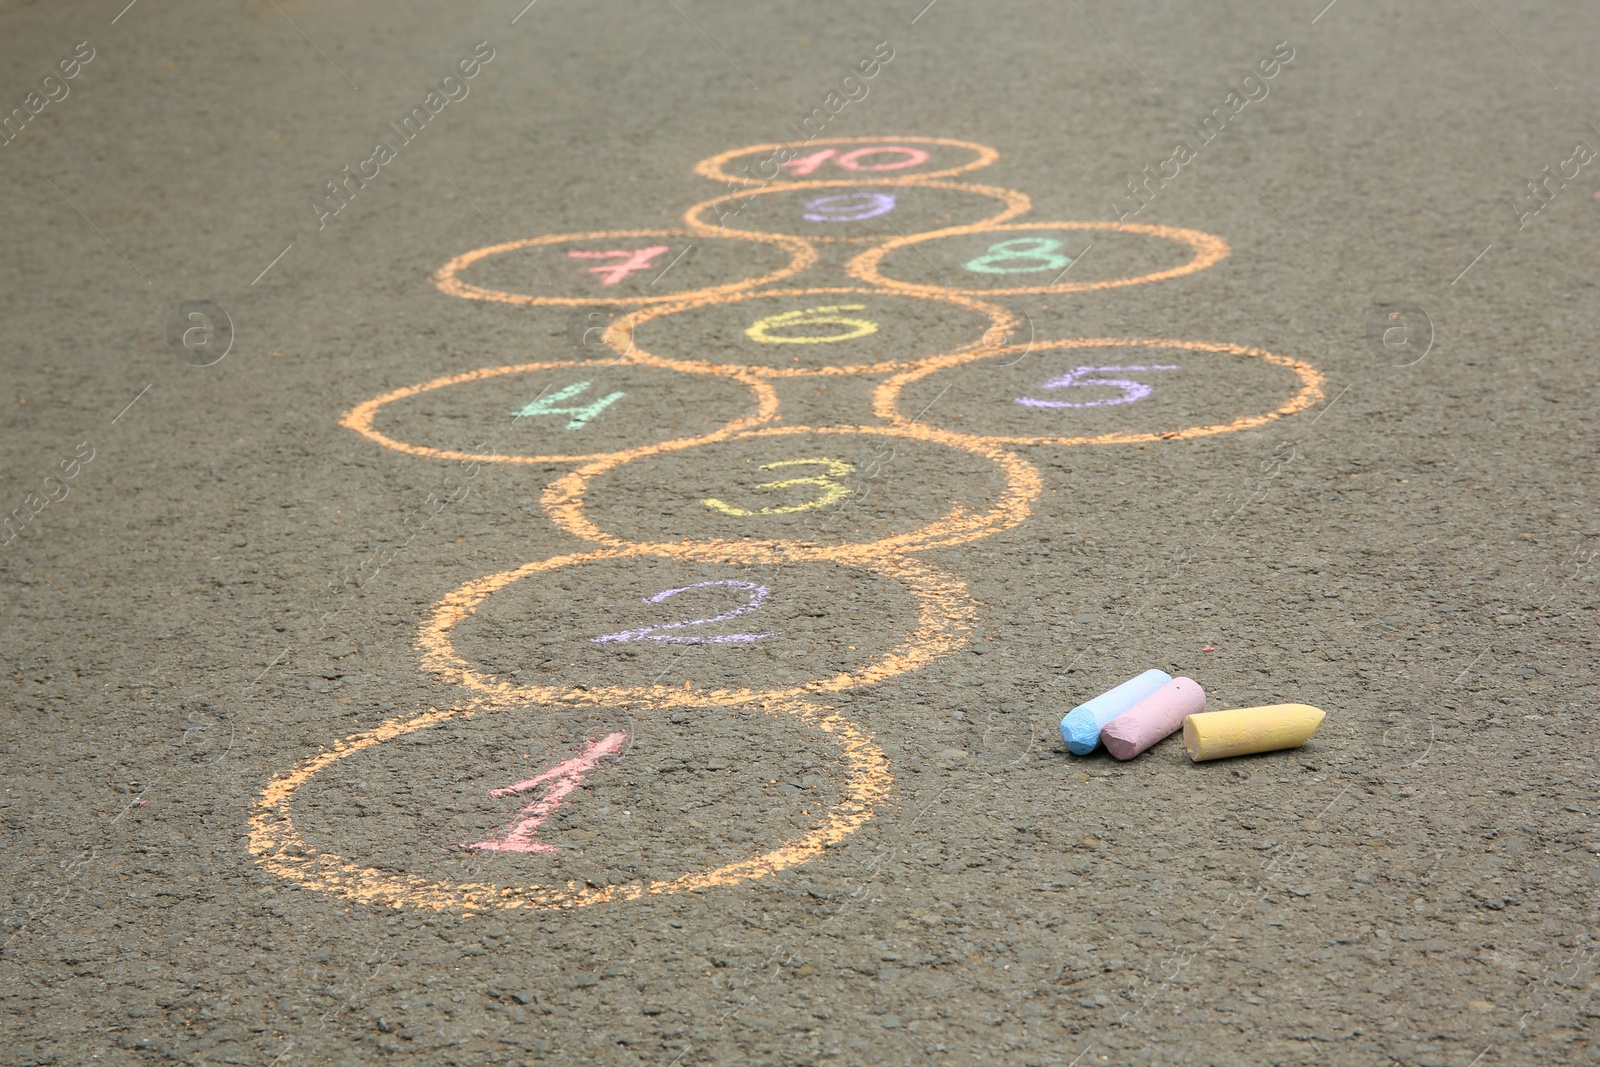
(1015, 365, 1179, 408)
(703, 458, 855, 516)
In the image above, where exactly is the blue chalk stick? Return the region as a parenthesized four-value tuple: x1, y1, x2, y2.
(1059, 669, 1173, 755)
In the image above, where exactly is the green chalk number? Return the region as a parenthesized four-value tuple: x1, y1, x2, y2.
(963, 237, 1073, 274)
(513, 381, 625, 430)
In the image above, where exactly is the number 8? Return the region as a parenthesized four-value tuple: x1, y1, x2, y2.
(964, 238, 1073, 275)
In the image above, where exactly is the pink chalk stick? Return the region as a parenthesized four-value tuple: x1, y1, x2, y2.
(1100, 677, 1205, 760)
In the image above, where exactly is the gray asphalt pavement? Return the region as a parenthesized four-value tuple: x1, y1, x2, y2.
(2, 1, 1598, 1064)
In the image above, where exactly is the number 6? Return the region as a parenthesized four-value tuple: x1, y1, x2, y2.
(745, 306, 878, 345)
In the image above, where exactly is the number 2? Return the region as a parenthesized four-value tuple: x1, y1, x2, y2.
(1015, 365, 1180, 409)
(702, 458, 855, 516)
(591, 580, 777, 644)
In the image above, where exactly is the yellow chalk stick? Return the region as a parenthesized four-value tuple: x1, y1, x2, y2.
(1183, 704, 1325, 762)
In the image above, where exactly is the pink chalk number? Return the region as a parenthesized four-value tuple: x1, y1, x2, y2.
(466, 732, 627, 853)
(567, 246, 670, 286)
(778, 146, 931, 176)
(1016, 365, 1180, 409)
(778, 148, 839, 176)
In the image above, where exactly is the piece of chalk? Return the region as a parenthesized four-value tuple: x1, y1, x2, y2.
(1059, 669, 1172, 755)
(1100, 677, 1206, 761)
(1183, 704, 1325, 762)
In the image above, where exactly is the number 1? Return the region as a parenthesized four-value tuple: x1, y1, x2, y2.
(779, 148, 838, 176)
(465, 732, 627, 854)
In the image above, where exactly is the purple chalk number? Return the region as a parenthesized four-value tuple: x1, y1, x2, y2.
(591, 580, 777, 645)
(802, 193, 897, 223)
(1015, 364, 1180, 409)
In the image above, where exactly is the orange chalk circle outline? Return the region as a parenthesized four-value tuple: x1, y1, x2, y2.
(872, 338, 1326, 446)
(432, 228, 817, 308)
(540, 423, 1043, 560)
(606, 287, 1024, 379)
(416, 547, 980, 703)
(247, 691, 892, 912)
(685, 179, 1031, 244)
(256, 136, 1327, 915)
(340, 360, 779, 465)
(846, 221, 1230, 297)
(693, 135, 1000, 187)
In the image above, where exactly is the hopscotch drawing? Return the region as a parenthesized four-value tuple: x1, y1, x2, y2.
(251, 136, 1324, 911)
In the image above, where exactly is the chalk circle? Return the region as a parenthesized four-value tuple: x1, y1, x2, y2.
(872, 338, 1326, 446)
(340, 360, 778, 465)
(432, 228, 816, 308)
(541, 424, 1042, 560)
(606, 288, 1025, 378)
(694, 135, 1000, 187)
(419, 547, 976, 704)
(846, 221, 1229, 297)
(685, 180, 1030, 244)
(248, 689, 890, 912)
(564, 306, 635, 358)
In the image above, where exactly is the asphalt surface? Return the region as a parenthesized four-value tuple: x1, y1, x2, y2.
(2, 1, 1598, 1065)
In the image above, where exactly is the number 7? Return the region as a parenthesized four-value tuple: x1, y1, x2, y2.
(1015, 365, 1180, 409)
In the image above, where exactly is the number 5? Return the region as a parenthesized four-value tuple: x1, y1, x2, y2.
(1015, 364, 1179, 409)
(703, 458, 855, 516)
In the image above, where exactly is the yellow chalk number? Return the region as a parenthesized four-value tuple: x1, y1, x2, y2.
(703, 458, 856, 516)
(745, 306, 879, 345)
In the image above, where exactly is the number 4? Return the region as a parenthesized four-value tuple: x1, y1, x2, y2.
(778, 146, 931, 175)
(513, 381, 625, 429)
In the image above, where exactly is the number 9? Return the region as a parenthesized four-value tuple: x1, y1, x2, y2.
(802, 193, 897, 222)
